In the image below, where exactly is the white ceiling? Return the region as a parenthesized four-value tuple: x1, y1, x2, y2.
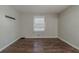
(12, 5, 69, 14)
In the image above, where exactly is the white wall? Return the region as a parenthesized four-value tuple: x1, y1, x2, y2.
(58, 6, 79, 48)
(0, 6, 20, 50)
(20, 13, 58, 38)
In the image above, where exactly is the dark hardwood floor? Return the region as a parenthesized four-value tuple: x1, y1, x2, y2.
(1, 38, 79, 53)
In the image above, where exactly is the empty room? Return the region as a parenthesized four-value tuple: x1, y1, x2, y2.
(0, 5, 79, 53)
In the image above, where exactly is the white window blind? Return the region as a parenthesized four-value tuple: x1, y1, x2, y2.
(33, 16, 45, 32)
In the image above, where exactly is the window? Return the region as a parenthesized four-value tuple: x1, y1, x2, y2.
(33, 16, 45, 32)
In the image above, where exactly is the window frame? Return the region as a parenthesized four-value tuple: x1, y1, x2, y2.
(33, 16, 45, 32)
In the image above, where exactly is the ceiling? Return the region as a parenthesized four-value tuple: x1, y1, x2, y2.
(12, 5, 69, 14)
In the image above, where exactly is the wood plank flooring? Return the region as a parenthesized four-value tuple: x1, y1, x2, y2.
(1, 38, 79, 53)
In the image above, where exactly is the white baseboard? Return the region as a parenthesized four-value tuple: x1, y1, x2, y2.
(0, 37, 20, 52)
(58, 36, 79, 50)
(24, 36, 58, 38)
